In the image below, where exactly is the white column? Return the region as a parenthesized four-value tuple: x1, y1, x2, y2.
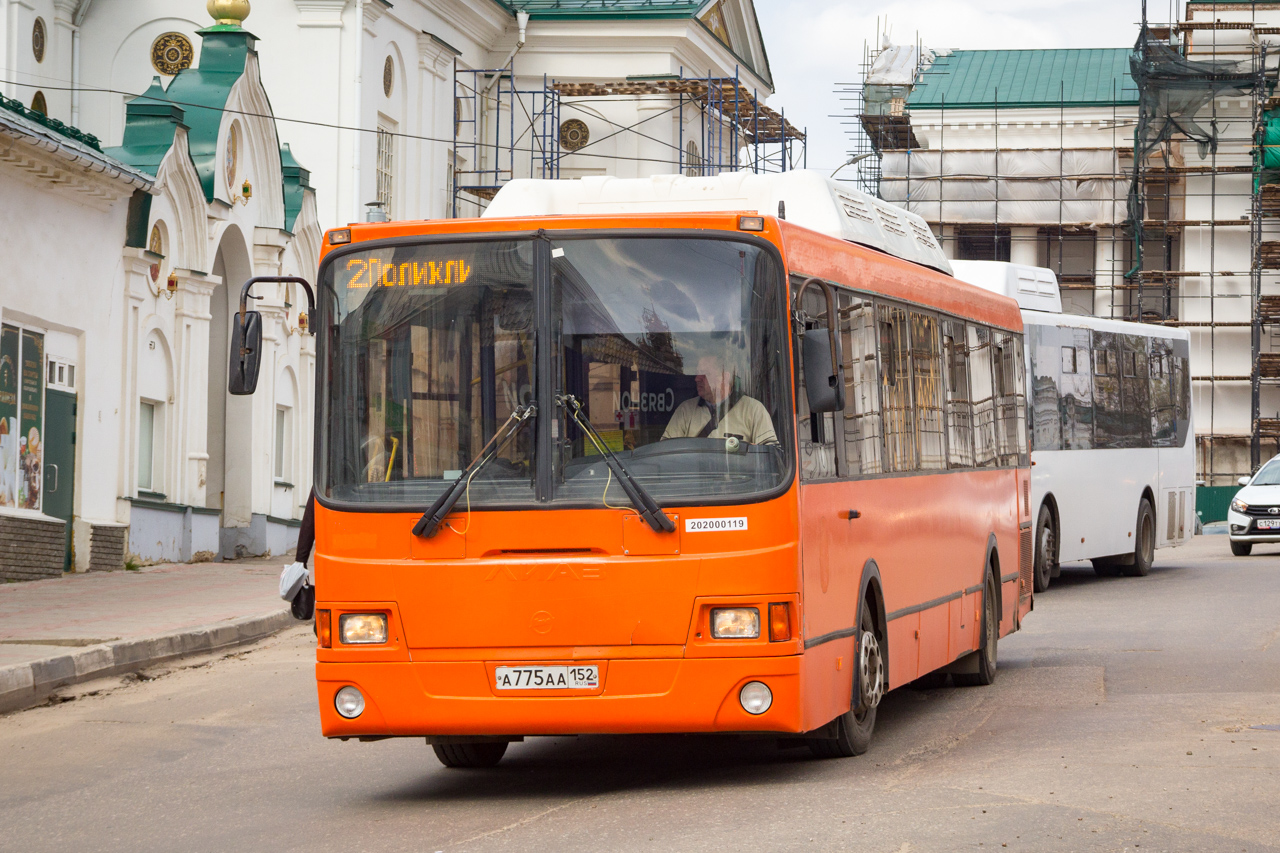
(173, 271, 218, 508)
(1009, 226, 1038, 267)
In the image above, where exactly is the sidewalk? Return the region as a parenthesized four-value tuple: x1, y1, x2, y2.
(0, 556, 297, 713)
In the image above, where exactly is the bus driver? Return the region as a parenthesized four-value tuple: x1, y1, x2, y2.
(661, 353, 778, 446)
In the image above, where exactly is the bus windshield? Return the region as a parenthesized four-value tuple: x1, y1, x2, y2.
(320, 235, 792, 508)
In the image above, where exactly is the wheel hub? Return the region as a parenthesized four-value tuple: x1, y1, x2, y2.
(858, 629, 885, 710)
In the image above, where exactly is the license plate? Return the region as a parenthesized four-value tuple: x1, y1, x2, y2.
(494, 665, 599, 691)
(1258, 519, 1280, 530)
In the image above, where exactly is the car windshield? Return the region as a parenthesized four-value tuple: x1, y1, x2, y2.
(318, 235, 792, 508)
(1253, 461, 1280, 486)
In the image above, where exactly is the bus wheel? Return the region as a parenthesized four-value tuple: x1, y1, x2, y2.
(1033, 504, 1057, 593)
(1231, 540, 1253, 557)
(954, 570, 997, 687)
(1122, 499, 1156, 577)
(808, 607, 881, 759)
(432, 741, 508, 768)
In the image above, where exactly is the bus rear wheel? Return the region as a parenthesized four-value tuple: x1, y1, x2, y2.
(1033, 504, 1057, 593)
(954, 570, 997, 687)
(432, 741, 509, 768)
(808, 606, 881, 759)
(1121, 498, 1156, 577)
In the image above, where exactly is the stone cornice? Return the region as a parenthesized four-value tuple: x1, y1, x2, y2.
(293, 0, 349, 29)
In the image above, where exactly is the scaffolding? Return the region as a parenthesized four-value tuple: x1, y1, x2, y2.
(451, 66, 806, 217)
(841, 4, 1280, 486)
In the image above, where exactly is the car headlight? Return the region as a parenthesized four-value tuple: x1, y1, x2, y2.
(711, 607, 760, 639)
(1231, 498, 1249, 514)
(339, 613, 388, 644)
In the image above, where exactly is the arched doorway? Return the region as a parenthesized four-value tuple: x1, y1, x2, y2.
(208, 225, 255, 556)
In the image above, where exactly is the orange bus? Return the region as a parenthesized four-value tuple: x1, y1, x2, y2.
(230, 173, 1033, 765)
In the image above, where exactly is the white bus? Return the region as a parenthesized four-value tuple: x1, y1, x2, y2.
(952, 261, 1195, 590)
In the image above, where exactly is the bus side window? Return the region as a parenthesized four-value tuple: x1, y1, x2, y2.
(943, 319, 975, 468)
(1092, 332, 1121, 448)
(878, 303, 917, 472)
(911, 311, 946, 470)
(1029, 324, 1063, 453)
(796, 283, 837, 479)
(840, 292, 883, 476)
(968, 324, 999, 467)
(1121, 335, 1151, 447)
(1150, 337, 1176, 446)
(993, 331, 1027, 466)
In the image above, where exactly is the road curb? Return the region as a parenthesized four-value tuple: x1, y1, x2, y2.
(0, 608, 296, 715)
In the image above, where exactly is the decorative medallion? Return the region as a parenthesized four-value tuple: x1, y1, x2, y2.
(383, 56, 394, 97)
(32, 18, 46, 63)
(151, 33, 194, 76)
(225, 122, 240, 194)
(149, 225, 164, 283)
(30, 91, 47, 116)
(559, 118, 589, 152)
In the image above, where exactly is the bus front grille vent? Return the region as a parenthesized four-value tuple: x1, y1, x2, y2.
(1018, 528, 1033, 601)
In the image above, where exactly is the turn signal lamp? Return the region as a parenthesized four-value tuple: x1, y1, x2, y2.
(317, 609, 332, 648)
(768, 603, 792, 642)
(328, 228, 352, 245)
(738, 215, 765, 232)
(339, 613, 388, 645)
(711, 607, 760, 639)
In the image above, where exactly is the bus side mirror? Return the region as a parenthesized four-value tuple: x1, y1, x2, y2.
(802, 329, 844, 413)
(228, 311, 263, 395)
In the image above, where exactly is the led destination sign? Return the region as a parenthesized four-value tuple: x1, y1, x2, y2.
(342, 255, 472, 290)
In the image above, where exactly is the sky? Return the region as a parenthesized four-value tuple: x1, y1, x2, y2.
(754, 0, 1160, 174)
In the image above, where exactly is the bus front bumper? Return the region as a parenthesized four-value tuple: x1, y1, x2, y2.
(317, 655, 808, 738)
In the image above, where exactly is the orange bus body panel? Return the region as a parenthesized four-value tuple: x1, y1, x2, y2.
(312, 212, 1031, 741)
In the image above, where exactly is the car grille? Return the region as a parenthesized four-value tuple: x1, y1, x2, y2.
(1242, 505, 1280, 518)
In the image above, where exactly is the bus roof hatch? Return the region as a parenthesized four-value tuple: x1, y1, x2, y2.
(484, 171, 954, 276)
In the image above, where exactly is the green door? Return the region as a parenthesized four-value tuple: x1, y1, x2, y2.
(43, 389, 76, 571)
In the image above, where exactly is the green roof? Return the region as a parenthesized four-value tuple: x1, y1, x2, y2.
(0, 93, 104, 151)
(498, 0, 705, 18)
(907, 49, 1139, 109)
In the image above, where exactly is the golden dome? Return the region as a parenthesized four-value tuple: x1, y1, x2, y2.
(207, 0, 250, 26)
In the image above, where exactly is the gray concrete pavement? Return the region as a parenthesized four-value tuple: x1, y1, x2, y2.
(0, 556, 291, 712)
(1, 535, 1278, 852)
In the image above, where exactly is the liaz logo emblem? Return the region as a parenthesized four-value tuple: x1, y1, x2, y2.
(484, 563, 603, 581)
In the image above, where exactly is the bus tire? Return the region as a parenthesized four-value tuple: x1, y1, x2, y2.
(1122, 498, 1156, 577)
(954, 570, 998, 687)
(1033, 504, 1057, 593)
(1231, 540, 1252, 557)
(808, 606, 880, 759)
(432, 741, 508, 768)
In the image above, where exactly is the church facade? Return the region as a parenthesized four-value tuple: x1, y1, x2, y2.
(0, 0, 778, 577)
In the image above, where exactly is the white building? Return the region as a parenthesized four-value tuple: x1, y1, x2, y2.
(0, 0, 792, 577)
(1, 1, 320, 577)
(859, 4, 1280, 504)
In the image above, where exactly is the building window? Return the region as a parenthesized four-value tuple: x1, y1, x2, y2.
(957, 228, 1011, 262)
(274, 406, 291, 482)
(0, 325, 45, 510)
(138, 401, 156, 492)
(376, 123, 395, 218)
(1041, 230, 1095, 284)
(685, 140, 702, 177)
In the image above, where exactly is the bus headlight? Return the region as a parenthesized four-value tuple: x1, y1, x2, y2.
(711, 608, 760, 639)
(335, 686, 365, 719)
(340, 613, 388, 644)
(739, 681, 772, 715)
(1231, 498, 1249, 514)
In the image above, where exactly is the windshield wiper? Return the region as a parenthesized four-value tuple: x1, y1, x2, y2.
(557, 394, 675, 534)
(412, 404, 537, 538)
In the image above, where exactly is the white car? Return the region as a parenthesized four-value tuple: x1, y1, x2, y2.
(1227, 454, 1280, 556)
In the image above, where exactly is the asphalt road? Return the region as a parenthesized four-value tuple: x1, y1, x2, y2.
(3, 535, 1279, 853)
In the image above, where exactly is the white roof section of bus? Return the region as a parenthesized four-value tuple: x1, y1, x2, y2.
(949, 260, 1062, 313)
(1019, 308, 1191, 341)
(484, 171, 954, 275)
